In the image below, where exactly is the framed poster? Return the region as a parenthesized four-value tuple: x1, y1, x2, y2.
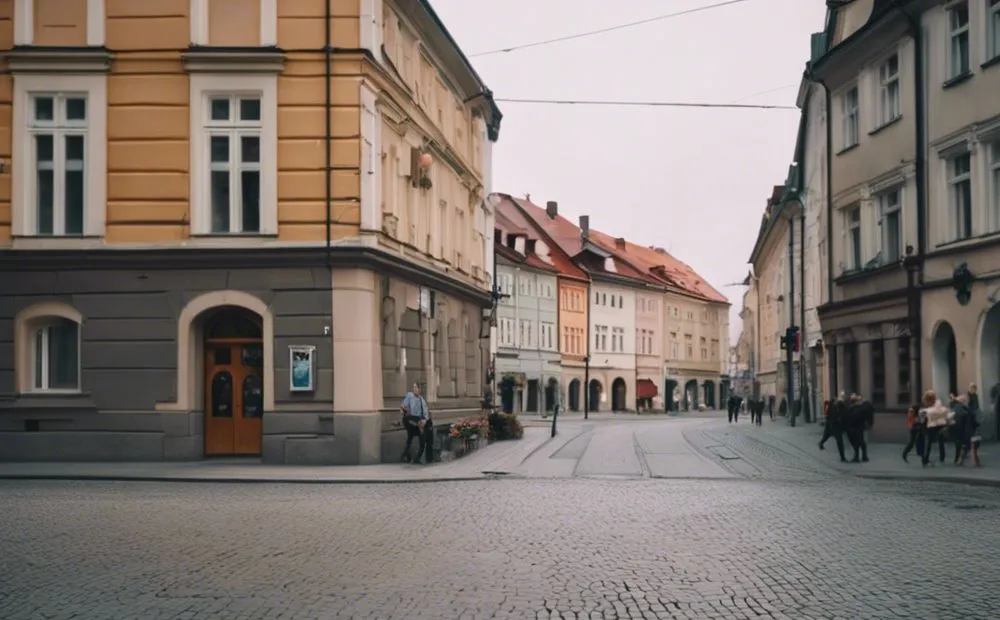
(289, 345, 316, 392)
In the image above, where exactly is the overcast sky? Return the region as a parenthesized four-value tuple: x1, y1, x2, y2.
(431, 0, 828, 341)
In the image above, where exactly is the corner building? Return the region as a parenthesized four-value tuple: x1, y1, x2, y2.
(0, 0, 502, 464)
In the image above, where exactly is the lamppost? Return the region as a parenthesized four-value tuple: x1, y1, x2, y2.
(481, 192, 508, 410)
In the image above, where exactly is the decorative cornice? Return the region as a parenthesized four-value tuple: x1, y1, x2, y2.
(3, 46, 112, 74)
(182, 47, 286, 74)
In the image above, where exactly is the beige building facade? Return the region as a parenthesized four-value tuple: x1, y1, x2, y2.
(0, 0, 502, 463)
(813, 2, 919, 423)
(920, 0, 1000, 439)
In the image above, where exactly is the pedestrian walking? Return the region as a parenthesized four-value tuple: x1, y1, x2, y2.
(819, 397, 848, 462)
(902, 403, 922, 463)
(920, 389, 949, 467)
(844, 393, 873, 463)
(967, 383, 983, 467)
(727, 394, 737, 423)
(400, 382, 430, 465)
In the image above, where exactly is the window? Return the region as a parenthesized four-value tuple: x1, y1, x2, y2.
(686, 344, 693, 359)
(613, 327, 624, 353)
(610, 296, 616, 308)
(989, 0, 1000, 62)
(518, 319, 533, 348)
(842, 86, 859, 148)
(897, 337, 911, 404)
(878, 190, 902, 263)
(847, 206, 862, 269)
(540, 322, 555, 350)
(498, 274, 513, 299)
(878, 54, 900, 125)
(948, 152, 973, 240)
(671, 342, 679, 359)
(13, 75, 107, 238)
(32, 318, 80, 391)
(518, 276, 529, 297)
(191, 74, 277, 236)
(989, 141, 1000, 233)
(948, 2, 970, 79)
(499, 318, 515, 347)
(701, 347, 708, 360)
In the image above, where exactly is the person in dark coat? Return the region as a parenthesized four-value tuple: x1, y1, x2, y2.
(727, 395, 738, 423)
(819, 397, 848, 462)
(844, 393, 873, 463)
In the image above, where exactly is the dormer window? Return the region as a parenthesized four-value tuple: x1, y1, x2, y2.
(604, 257, 616, 272)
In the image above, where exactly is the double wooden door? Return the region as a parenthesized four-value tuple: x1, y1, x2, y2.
(205, 342, 264, 456)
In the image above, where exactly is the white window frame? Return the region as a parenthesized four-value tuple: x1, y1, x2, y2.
(947, 1, 971, 79)
(877, 189, 903, 263)
(842, 85, 859, 148)
(989, 0, 1000, 62)
(878, 53, 901, 126)
(948, 151, 973, 240)
(189, 0, 277, 46)
(189, 74, 277, 236)
(989, 140, 1000, 232)
(12, 74, 107, 240)
(846, 206, 862, 269)
(499, 318, 514, 347)
(14, 0, 105, 46)
(30, 319, 81, 393)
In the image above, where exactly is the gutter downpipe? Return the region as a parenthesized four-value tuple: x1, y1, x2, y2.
(786, 210, 796, 427)
(324, 1, 332, 269)
(898, 1, 926, 400)
(584, 275, 592, 420)
(807, 68, 834, 397)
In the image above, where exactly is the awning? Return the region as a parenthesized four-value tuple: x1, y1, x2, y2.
(636, 379, 658, 399)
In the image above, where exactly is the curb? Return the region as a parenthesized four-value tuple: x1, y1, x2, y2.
(855, 473, 1000, 489)
(0, 474, 500, 485)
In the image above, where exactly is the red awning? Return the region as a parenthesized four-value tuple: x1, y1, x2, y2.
(637, 379, 658, 399)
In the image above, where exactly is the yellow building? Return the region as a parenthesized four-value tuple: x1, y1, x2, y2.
(0, 0, 502, 464)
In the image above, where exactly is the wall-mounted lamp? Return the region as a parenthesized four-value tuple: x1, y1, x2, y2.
(418, 152, 433, 170)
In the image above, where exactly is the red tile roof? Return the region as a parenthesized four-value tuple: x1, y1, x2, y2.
(499, 193, 727, 305)
(494, 204, 560, 274)
(496, 197, 588, 281)
(589, 230, 729, 304)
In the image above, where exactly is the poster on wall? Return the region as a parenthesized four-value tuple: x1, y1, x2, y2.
(289, 345, 316, 392)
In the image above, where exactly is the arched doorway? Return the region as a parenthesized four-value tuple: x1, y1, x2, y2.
(932, 321, 958, 400)
(664, 379, 678, 411)
(203, 307, 264, 456)
(545, 377, 559, 412)
(684, 379, 699, 411)
(568, 379, 581, 411)
(500, 377, 515, 413)
(611, 377, 627, 411)
(588, 379, 602, 412)
(703, 380, 716, 409)
(979, 303, 1000, 438)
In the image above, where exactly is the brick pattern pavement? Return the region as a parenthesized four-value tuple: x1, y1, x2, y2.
(2, 478, 1000, 619)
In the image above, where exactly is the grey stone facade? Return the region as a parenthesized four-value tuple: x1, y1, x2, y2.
(0, 248, 489, 464)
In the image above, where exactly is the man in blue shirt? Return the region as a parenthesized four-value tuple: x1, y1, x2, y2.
(400, 382, 429, 464)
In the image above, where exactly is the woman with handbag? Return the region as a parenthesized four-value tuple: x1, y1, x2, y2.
(920, 389, 949, 467)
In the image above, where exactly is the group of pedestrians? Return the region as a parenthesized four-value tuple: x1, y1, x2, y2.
(818, 393, 875, 462)
(726, 394, 771, 427)
(901, 383, 983, 468)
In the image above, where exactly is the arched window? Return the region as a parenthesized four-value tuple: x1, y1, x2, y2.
(32, 317, 80, 391)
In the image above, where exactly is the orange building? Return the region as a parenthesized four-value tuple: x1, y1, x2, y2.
(0, 0, 501, 464)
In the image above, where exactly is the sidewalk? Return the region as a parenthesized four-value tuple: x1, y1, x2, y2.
(0, 427, 555, 485)
(748, 419, 1000, 487)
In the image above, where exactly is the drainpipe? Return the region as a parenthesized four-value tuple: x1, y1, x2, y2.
(807, 70, 834, 398)
(584, 277, 592, 419)
(897, 1, 926, 396)
(786, 212, 796, 427)
(324, 0, 332, 269)
(800, 209, 808, 422)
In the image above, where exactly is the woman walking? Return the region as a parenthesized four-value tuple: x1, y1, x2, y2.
(920, 389, 949, 467)
(902, 403, 922, 463)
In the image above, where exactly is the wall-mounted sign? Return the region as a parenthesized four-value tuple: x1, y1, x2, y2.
(289, 345, 316, 392)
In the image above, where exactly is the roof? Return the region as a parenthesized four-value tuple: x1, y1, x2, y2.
(587, 230, 729, 305)
(493, 205, 560, 275)
(505, 194, 727, 304)
(509, 197, 653, 287)
(495, 197, 588, 281)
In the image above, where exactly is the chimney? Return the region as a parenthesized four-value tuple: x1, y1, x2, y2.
(579, 215, 589, 238)
(615, 237, 626, 250)
(545, 201, 558, 219)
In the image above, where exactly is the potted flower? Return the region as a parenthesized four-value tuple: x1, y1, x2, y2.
(449, 416, 488, 455)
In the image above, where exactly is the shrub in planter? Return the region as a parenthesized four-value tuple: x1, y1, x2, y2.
(488, 412, 524, 441)
(449, 416, 487, 441)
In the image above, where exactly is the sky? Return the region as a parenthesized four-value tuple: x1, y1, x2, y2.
(430, 0, 829, 342)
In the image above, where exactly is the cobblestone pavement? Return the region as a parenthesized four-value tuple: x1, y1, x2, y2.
(3, 477, 1000, 620)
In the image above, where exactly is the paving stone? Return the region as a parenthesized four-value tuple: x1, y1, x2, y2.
(2, 474, 1000, 619)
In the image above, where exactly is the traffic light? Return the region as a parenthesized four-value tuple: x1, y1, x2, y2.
(790, 326, 800, 352)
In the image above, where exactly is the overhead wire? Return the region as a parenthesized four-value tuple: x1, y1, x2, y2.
(469, 0, 756, 57)
(493, 98, 798, 110)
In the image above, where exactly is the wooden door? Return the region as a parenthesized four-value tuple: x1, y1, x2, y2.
(204, 343, 264, 456)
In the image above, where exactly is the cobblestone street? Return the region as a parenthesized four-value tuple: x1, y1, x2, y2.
(3, 470, 1000, 619)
